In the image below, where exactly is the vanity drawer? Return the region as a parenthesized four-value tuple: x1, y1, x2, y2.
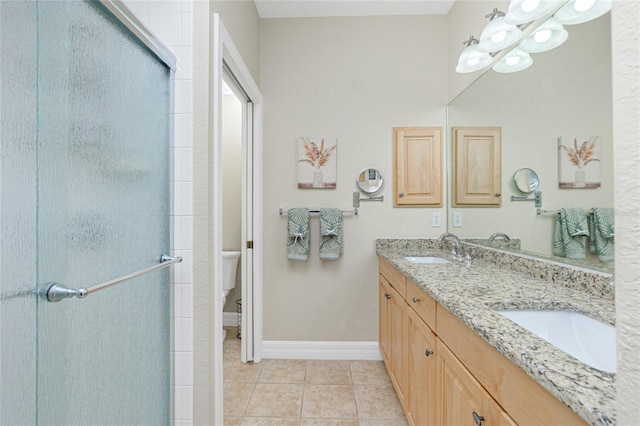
(407, 279, 436, 330)
(379, 257, 407, 298)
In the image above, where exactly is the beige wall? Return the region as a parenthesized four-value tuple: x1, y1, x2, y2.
(612, 1, 640, 423)
(260, 15, 448, 341)
(447, 15, 613, 260)
(222, 92, 243, 311)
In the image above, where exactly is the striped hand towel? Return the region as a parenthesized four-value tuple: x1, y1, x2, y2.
(287, 208, 310, 261)
(319, 208, 343, 260)
(553, 208, 589, 259)
(589, 208, 614, 262)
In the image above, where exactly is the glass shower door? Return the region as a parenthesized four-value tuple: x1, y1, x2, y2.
(35, 2, 171, 424)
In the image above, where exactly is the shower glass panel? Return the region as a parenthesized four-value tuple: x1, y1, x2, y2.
(1, 1, 171, 424)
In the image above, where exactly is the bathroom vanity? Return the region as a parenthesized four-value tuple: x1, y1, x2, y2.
(376, 239, 615, 426)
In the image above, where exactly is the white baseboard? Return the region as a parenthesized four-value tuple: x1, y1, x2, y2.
(223, 312, 240, 327)
(262, 340, 383, 361)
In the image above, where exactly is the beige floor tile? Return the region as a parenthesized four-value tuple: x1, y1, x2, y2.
(241, 417, 301, 425)
(349, 361, 391, 386)
(358, 420, 408, 426)
(301, 419, 359, 426)
(224, 382, 255, 417)
(354, 385, 405, 420)
(259, 359, 307, 383)
(224, 417, 243, 426)
(246, 383, 304, 417)
(224, 338, 242, 361)
(225, 358, 264, 383)
(302, 384, 357, 419)
(305, 360, 352, 384)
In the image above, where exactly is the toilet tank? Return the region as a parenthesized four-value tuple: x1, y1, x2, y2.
(222, 251, 240, 291)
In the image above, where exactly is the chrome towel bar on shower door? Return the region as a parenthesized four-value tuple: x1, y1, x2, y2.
(44, 254, 182, 303)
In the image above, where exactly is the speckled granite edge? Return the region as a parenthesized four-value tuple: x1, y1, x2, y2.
(376, 238, 614, 301)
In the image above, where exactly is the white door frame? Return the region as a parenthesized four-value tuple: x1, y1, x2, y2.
(212, 13, 263, 424)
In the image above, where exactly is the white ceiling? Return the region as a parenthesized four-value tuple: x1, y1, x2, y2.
(254, 0, 456, 19)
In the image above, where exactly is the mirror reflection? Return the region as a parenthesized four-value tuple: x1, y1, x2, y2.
(513, 168, 539, 194)
(357, 168, 384, 194)
(447, 13, 613, 271)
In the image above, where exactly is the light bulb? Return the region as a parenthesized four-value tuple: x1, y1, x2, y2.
(521, 0, 540, 13)
(467, 57, 480, 66)
(574, 0, 596, 12)
(506, 56, 521, 66)
(534, 29, 552, 43)
(491, 30, 507, 43)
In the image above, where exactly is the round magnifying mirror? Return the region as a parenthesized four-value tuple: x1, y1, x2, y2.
(357, 168, 384, 194)
(513, 168, 539, 194)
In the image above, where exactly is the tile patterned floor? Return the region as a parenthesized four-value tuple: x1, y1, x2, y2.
(223, 328, 408, 425)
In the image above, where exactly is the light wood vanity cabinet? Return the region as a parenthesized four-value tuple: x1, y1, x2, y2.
(378, 257, 588, 426)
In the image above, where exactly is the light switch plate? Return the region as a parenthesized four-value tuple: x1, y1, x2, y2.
(453, 212, 463, 227)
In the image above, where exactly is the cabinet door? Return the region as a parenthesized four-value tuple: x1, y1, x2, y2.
(394, 127, 443, 206)
(389, 284, 408, 409)
(407, 308, 438, 426)
(438, 341, 516, 426)
(453, 127, 501, 206)
(379, 276, 391, 365)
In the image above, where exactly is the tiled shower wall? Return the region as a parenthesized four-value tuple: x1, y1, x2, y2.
(120, 1, 194, 424)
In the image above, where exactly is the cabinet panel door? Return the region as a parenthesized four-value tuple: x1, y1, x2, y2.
(394, 127, 443, 206)
(389, 284, 408, 409)
(379, 276, 391, 365)
(407, 308, 438, 426)
(453, 127, 501, 206)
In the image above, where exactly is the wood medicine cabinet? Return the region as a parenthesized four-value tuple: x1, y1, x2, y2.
(394, 127, 443, 207)
(453, 127, 502, 207)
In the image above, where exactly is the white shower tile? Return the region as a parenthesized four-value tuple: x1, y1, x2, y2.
(123, 0, 149, 19)
(175, 318, 193, 352)
(174, 284, 193, 317)
(181, 0, 192, 14)
(175, 385, 194, 420)
(181, 13, 193, 46)
(174, 80, 193, 114)
(174, 114, 193, 148)
(174, 250, 193, 284)
(175, 46, 193, 80)
(174, 421, 192, 426)
(149, 13, 182, 46)
(175, 351, 194, 386)
(174, 148, 193, 182)
(173, 182, 193, 215)
(174, 216, 193, 250)
(148, 0, 182, 14)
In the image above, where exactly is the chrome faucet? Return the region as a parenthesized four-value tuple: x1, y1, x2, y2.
(488, 232, 511, 247)
(438, 233, 464, 259)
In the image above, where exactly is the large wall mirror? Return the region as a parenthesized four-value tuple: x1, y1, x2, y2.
(447, 12, 613, 272)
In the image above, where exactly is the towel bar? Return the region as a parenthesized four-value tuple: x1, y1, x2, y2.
(279, 208, 358, 216)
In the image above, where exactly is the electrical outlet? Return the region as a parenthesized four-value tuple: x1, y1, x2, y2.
(432, 212, 441, 227)
(453, 212, 463, 227)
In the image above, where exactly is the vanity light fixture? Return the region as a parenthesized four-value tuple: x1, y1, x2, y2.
(477, 9, 523, 53)
(555, 0, 612, 25)
(455, 36, 493, 73)
(518, 17, 569, 53)
(492, 47, 533, 73)
(504, 0, 564, 25)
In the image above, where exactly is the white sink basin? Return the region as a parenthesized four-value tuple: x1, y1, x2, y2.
(497, 310, 616, 373)
(404, 256, 451, 264)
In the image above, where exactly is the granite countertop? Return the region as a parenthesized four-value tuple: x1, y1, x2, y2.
(376, 239, 615, 426)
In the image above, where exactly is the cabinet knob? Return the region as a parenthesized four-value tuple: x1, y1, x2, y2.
(384, 293, 391, 300)
(495, 193, 501, 197)
(425, 348, 434, 357)
(412, 297, 420, 303)
(472, 411, 485, 426)
(399, 193, 404, 197)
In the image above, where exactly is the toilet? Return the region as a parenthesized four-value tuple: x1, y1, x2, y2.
(222, 251, 240, 339)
